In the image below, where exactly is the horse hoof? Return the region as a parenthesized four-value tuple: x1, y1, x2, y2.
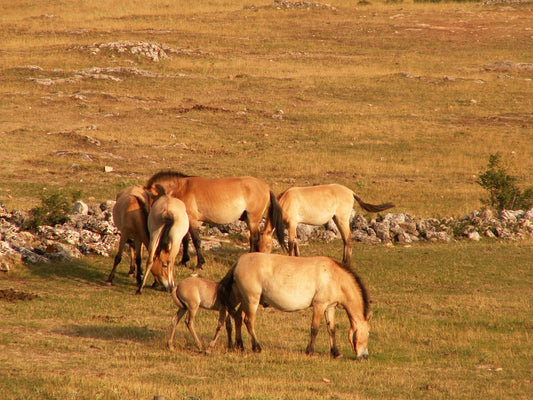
(105, 281, 113, 286)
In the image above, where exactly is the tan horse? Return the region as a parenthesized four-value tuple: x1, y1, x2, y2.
(137, 189, 189, 294)
(168, 276, 237, 353)
(106, 186, 170, 289)
(218, 253, 371, 360)
(145, 171, 286, 269)
(258, 184, 394, 265)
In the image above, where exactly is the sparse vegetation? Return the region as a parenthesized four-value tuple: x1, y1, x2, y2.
(478, 153, 533, 211)
(28, 190, 81, 230)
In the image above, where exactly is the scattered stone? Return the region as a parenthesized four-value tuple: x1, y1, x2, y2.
(1, 199, 532, 269)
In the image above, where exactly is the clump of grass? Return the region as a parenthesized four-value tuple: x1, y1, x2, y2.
(477, 153, 533, 211)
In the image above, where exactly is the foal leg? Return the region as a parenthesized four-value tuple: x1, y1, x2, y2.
(168, 307, 187, 350)
(325, 305, 341, 358)
(306, 304, 326, 356)
(207, 309, 230, 352)
(185, 306, 204, 351)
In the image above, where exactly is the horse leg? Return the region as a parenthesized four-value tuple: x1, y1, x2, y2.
(233, 307, 245, 351)
(288, 223, 298, 256)
(106, 235, 126, 285)
(168, 307, 187, 350)
(180, 233, 191, 266)
(133, 241, 143, 286)
(207, 309, 229, 352)
(127, 242, 136, 276)
(225, 313, 234, 350)
(189, 226, 205, 270)
(306, 303, 326, 356)
(325, 305, 342, 358)
(333, 215, 352, 266)
(248, 220, 260, 252)
(242, 299, 262, 353)
(185, 307, 204, 351)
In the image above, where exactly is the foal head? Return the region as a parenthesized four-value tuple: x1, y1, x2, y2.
(258, 222, 274, 253)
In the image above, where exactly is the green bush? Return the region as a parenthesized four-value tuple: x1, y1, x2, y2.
(28, 189, 82, 230)
(477, 153, 533, 211)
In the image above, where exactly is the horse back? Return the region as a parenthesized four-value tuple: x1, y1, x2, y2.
(279, 184, 353, 225)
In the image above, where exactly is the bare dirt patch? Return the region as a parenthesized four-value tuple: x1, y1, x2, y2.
(0, 288, 38, 302)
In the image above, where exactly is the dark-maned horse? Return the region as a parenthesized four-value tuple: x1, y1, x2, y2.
(106, 185, 170, 289)
(137, 188, 189, 294)
(145, 171, 286, 269)
(258, 184, 394, 265)
(218, 253, 371, 360)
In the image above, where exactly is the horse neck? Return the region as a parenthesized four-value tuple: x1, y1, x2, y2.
(157, 178, 187, 197)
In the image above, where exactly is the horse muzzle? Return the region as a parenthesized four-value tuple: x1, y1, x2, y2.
(356, 349, 369, 361)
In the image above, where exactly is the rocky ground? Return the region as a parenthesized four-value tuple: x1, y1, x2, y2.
(1, 199, 532, 272)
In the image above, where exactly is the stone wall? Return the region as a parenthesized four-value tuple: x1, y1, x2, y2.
(1, 200, 532, 272)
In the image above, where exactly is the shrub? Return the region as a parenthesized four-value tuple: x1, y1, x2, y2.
(28, 189, 82, 230)
(477, 153, 533, 211)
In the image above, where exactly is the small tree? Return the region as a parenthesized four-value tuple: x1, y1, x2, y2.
(28, 189, 82, 230)
(477, 153, 533, 211)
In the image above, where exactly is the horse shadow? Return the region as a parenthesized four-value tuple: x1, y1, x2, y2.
(55, 323, 161, 343)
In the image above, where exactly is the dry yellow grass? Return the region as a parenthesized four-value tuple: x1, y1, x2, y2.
(2, 0, 532, 216)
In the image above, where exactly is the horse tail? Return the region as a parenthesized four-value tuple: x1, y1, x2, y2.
(170, 285, 186, 309)
(268, 190, 288, 251)
(217, 263, 237, 313)
(353, 194, 395, 213)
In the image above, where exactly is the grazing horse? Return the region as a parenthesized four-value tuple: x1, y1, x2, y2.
(168, 276, 238, 353)
(258, 184, 394, 265)
(218, 253, 371, 360)
(106, 186, 170, 289)
(137, 188, 189, 294)
(145, 171, 286, 269)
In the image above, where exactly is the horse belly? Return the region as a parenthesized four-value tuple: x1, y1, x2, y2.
(262, 285, 314, 311)
(198, 199, 246, 225)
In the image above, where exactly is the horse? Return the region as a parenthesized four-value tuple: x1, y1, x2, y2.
(168, 276, 238, 353)
(106, 185, 170, 289)
(218, 252, 371, 360)
(258, 184, 394, 265)
(137, 187, 189, 294)
(145, 171, 287, 269)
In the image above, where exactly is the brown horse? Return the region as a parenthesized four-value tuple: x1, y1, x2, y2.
(145, 171, 286, 269)
(168, 276, 238, 353)
(258, 184, 394, 265)
(218, 253, 371, 360)
(137, 189, 189, 294)
(106, 185, 170, 289)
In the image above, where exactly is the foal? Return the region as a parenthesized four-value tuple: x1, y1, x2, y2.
(168, 276, 236, 352)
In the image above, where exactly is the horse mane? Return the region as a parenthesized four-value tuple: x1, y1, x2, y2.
(336, 261, 370, 319)
(146, 170, 190, 188)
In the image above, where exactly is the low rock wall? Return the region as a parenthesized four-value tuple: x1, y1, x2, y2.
(1, 201, 532, 272)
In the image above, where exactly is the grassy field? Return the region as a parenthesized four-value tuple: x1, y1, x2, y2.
(1, 1, 532, 399)
(1, 0, 532, 216)
(1, 240, 532, 400)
